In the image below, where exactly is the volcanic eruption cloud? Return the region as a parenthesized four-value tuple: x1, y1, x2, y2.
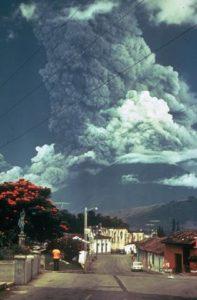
(31, 0, 197, 187)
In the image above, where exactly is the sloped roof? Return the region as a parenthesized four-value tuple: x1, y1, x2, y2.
(163, 230, 197, 245)
(137, 237, 165, 255)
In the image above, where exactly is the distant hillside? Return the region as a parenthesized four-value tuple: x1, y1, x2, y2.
(54, 163, 197, 212)
(122, 197, 197, 231)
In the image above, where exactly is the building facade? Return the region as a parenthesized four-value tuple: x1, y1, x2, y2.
(136, 237, 165, 272)
(131, 231, 145, 242)
(163, 230, 197, 273)
(90, 235, 111, 254)
(100, 228, 132, 251)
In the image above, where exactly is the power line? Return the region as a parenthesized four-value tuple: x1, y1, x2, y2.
(0, 83, 43, 119)
(0, 2, 89, 91)
(0, 117, 49, 150)
(0, 0, 145, 121)
(90, 23, 197, 94)
(0, 22, 196, 151)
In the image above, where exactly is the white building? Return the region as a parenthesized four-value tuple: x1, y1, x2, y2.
(131, 231, 145, 242)
(124, 243, 137, 254)
(100, 228, 132, 251)
(90, 235, 111, 254)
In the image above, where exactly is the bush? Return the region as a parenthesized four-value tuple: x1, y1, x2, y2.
(0, 245, 31, 260)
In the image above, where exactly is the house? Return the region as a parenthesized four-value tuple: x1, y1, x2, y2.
(87, 226, 132, 252)
(163, 230, 197, 273)
(90, 234, 111, 254)
(100, 228, 132, 251)
(124, 243, 137, 254)
(131, 230, 145, 242)
(136, 237, 165, 272)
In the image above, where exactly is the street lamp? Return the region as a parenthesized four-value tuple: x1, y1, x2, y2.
(84, 206, 98, 252)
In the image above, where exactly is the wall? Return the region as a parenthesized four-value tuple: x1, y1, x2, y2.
(101, 228, 132, 251)
(137, 250, 163, 272)
(164, 244, 183, 272)
(0, 253, 42, 285)
(137, 250, 148, 269)
(14, 253, 41, 284)
(124, 244, 136, 254)
(190, 248, 197, 257)
(0, 261, 15, 282)
(132, 232, 145, 242)
(147, 253, 164, 272)
(92, 239, 111, 254)
(190, 248, 197, 272)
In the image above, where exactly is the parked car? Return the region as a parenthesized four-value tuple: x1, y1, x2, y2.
(131, 261, 143, 271)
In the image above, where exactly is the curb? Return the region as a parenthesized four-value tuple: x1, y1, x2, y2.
(0, 282, 14, 291)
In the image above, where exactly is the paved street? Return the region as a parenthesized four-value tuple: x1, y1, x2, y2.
(91, 254, 132, 275)
(1, 255, 197, 300)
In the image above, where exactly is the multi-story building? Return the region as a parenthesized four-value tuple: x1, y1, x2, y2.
(90, 234, 112, 254)
(87, 226, 142, 252)
(99, 227, 132, 251)
(131, 230, 145, 242)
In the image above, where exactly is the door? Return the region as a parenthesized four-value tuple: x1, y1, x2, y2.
(183, 247, 190, 272)
(105, 242, 108, 253)
(175, 253, 182, 273)
(96, 242, 99, 254)
(101, 242, 104, 253)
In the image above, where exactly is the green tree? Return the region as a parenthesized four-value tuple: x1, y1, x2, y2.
(0, 179, 66, 244)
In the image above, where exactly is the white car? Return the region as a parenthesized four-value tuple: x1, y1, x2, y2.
(131, 261, 143, 271)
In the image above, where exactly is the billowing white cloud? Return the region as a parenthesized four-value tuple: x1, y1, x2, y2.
(121, 174, 139, 185)
(0, 144, 67, 191)
(0, 166, 23, 182)
(19, 3, 36, 21)
(144, 0, 197, 25)
(116, 149, 197, 165)
(85, 90, 197, 164)
(0, 144, 104, 191)
(69, 1, 119, 21)
(158, 173, 197, 188)
(32, 1, 197, 174)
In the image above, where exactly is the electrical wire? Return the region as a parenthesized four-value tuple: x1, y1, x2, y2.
(0, 20, 196, 150)
(0, 0, 145, 120)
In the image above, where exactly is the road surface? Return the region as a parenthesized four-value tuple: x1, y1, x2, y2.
(1, 255, 197, 300)
(91, 254, 132, 275)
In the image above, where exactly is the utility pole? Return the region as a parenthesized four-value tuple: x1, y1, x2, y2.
(84, 207, 88, 252)
(84, 206, 98, 252)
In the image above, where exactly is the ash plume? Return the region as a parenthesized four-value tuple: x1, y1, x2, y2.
(31, 0, 197, 172)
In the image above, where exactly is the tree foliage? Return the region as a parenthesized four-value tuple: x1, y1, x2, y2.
(59, 209, 129, 234)
(0, 179, 67, 243)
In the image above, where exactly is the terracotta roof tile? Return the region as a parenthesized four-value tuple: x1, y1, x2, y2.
(163, 230, 197, 245)
(137, 237, 165, 255)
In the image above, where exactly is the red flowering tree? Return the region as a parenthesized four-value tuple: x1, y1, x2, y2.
(0, 179, 68, 243)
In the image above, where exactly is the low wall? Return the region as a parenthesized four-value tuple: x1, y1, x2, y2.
(14, 254, 42, 285)
(0, 253, 42, 285)
(0, 260, 15, 282)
